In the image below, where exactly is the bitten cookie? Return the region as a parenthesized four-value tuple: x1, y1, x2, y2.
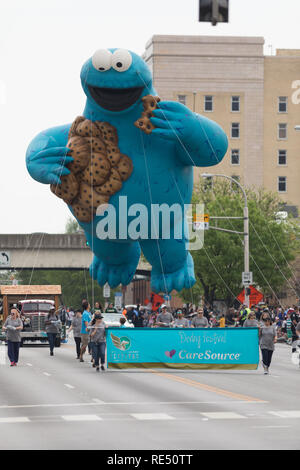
(134, 95, 160, 134)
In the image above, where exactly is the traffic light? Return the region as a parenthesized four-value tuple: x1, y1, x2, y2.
(199, 0, 229, 25)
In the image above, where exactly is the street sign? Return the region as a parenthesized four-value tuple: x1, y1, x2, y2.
(0, 252, 10, 267)
(242, 272, 253, 285)
(193, 214, 209, 231)
(103, 283, 111, 298)
(114, 292, 122, 308)
(237, 286, 263, 307)
(193, 221, 209, 231)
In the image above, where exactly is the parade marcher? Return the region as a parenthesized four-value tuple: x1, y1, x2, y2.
(172, 310, 189, 328)
(191, 309, 209, 328)
(243, 312, 259, 328)
(90, 313, 107, 371)
(259, 314, 277, 375)
(119, 317, 127, 328)
(132, 309, 144, 328)
(45, 307, 61, 356)
(79, 301, 92, 362)
(218, 313, 226, 328)
(290, 307, 300, 353)
(156, 305, 174, 327)
(240, 304, 251, 326)
(3, 309, 23, 366)
(68, 309, 82, 359)
(105, 303, 118, 313)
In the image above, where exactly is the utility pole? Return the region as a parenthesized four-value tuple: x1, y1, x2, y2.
(201, 173, 251, 307)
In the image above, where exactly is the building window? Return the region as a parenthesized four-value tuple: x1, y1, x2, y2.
(278, 123, 287, 139)
(178, 95, 186, 105)
(231, 123, 240, 139)
(278, 96, 288, 113)
(231, 149, 240, 165)
(231, 96, 240, 112)
(278, 150, 287, 165)
(278, 176, 287, 192)
(204, 95, 213, 112)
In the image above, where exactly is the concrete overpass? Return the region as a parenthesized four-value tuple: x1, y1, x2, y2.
(0, 233, 151, 275)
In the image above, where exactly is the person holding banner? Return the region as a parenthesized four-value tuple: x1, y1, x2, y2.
(173, 310, 189, 328)
(259, 314, 277, 375)
(191, 309, 209, 328)
(156, 305, 174, 328)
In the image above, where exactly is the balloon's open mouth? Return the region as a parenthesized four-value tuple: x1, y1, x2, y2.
(88, 85, 144, 111)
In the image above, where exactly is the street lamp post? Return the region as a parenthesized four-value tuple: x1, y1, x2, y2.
(201, 173, 250, 307)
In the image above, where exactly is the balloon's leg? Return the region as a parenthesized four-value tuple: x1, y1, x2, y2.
(88, 239, 141, 288)
(140, 238, 196, 294)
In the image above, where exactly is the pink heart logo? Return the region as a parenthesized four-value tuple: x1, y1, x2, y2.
(165, 349, 176, 358)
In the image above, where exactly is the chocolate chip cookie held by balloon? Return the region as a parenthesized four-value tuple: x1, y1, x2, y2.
(26, 48, 228, 292)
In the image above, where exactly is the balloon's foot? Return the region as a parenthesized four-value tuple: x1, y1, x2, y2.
(151, 252, 196, 294)
(89, 255, 137, 288)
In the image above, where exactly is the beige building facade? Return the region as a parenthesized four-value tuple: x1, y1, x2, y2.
(143, 35, 300, 214)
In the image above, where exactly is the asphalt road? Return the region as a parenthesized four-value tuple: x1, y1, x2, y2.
(0, 336, 299, 450)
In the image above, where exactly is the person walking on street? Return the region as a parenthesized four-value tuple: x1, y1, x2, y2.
(243, 312, 259, 328)
(45, 307, 61, 356)
(90, 313, 107, 371)
(3, 309, 23, 366)
(79, 301, 92, 362)
(191, 309, 209, 328)
(68, 310, 82, 359)
(290, 307, 300, 354)
(259, 313, 277, 375)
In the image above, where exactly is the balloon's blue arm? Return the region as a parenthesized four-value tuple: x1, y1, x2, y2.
(150, 101, 228, 167)
(26, 124, 73, 185)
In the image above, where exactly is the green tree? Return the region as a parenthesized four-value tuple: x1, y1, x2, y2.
(181, 179, 300, 307)
(65, 217, 80, 234)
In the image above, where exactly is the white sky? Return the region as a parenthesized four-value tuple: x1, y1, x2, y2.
(1, 0, 300, 234)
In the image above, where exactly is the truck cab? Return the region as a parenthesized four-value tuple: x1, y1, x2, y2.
(0, 285, 62, 345)
(19, 299, 61, 346)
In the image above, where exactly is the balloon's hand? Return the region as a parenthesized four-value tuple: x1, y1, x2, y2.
(27, 146, 73, 185)
(150, 101, 198, 142)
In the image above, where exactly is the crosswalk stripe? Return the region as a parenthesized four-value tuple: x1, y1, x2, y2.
(61, 414, 102, 421)
(269, 411, 300, 418)
(131, 413, 175, 420)
(0, 417, 30, 423)
(200, 412, 246, 419)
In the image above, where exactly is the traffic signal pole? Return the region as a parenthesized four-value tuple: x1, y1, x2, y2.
(201, 173, 250, 308)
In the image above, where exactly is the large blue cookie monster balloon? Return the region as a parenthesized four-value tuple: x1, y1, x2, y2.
(26, 48, 228, 293)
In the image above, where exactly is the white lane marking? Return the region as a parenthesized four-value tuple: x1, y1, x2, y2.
(0, 346, 6, 365)
(201, 412, 246, 420)
(269, 411, 300, 418)
(64, 384, 75, 389)
(0, 417, 30, 423)
(62, 414, 102, 422)
(26, 363, 32, 367)
(43, 372, 51, 377)
(131, 413, 175, 421)
(92, 398, 105, 404)
(251, 425, 291, 429)
(0, 400, 267, 410)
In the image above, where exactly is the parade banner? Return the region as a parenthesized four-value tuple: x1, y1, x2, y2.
(106, 327, 259, 370)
